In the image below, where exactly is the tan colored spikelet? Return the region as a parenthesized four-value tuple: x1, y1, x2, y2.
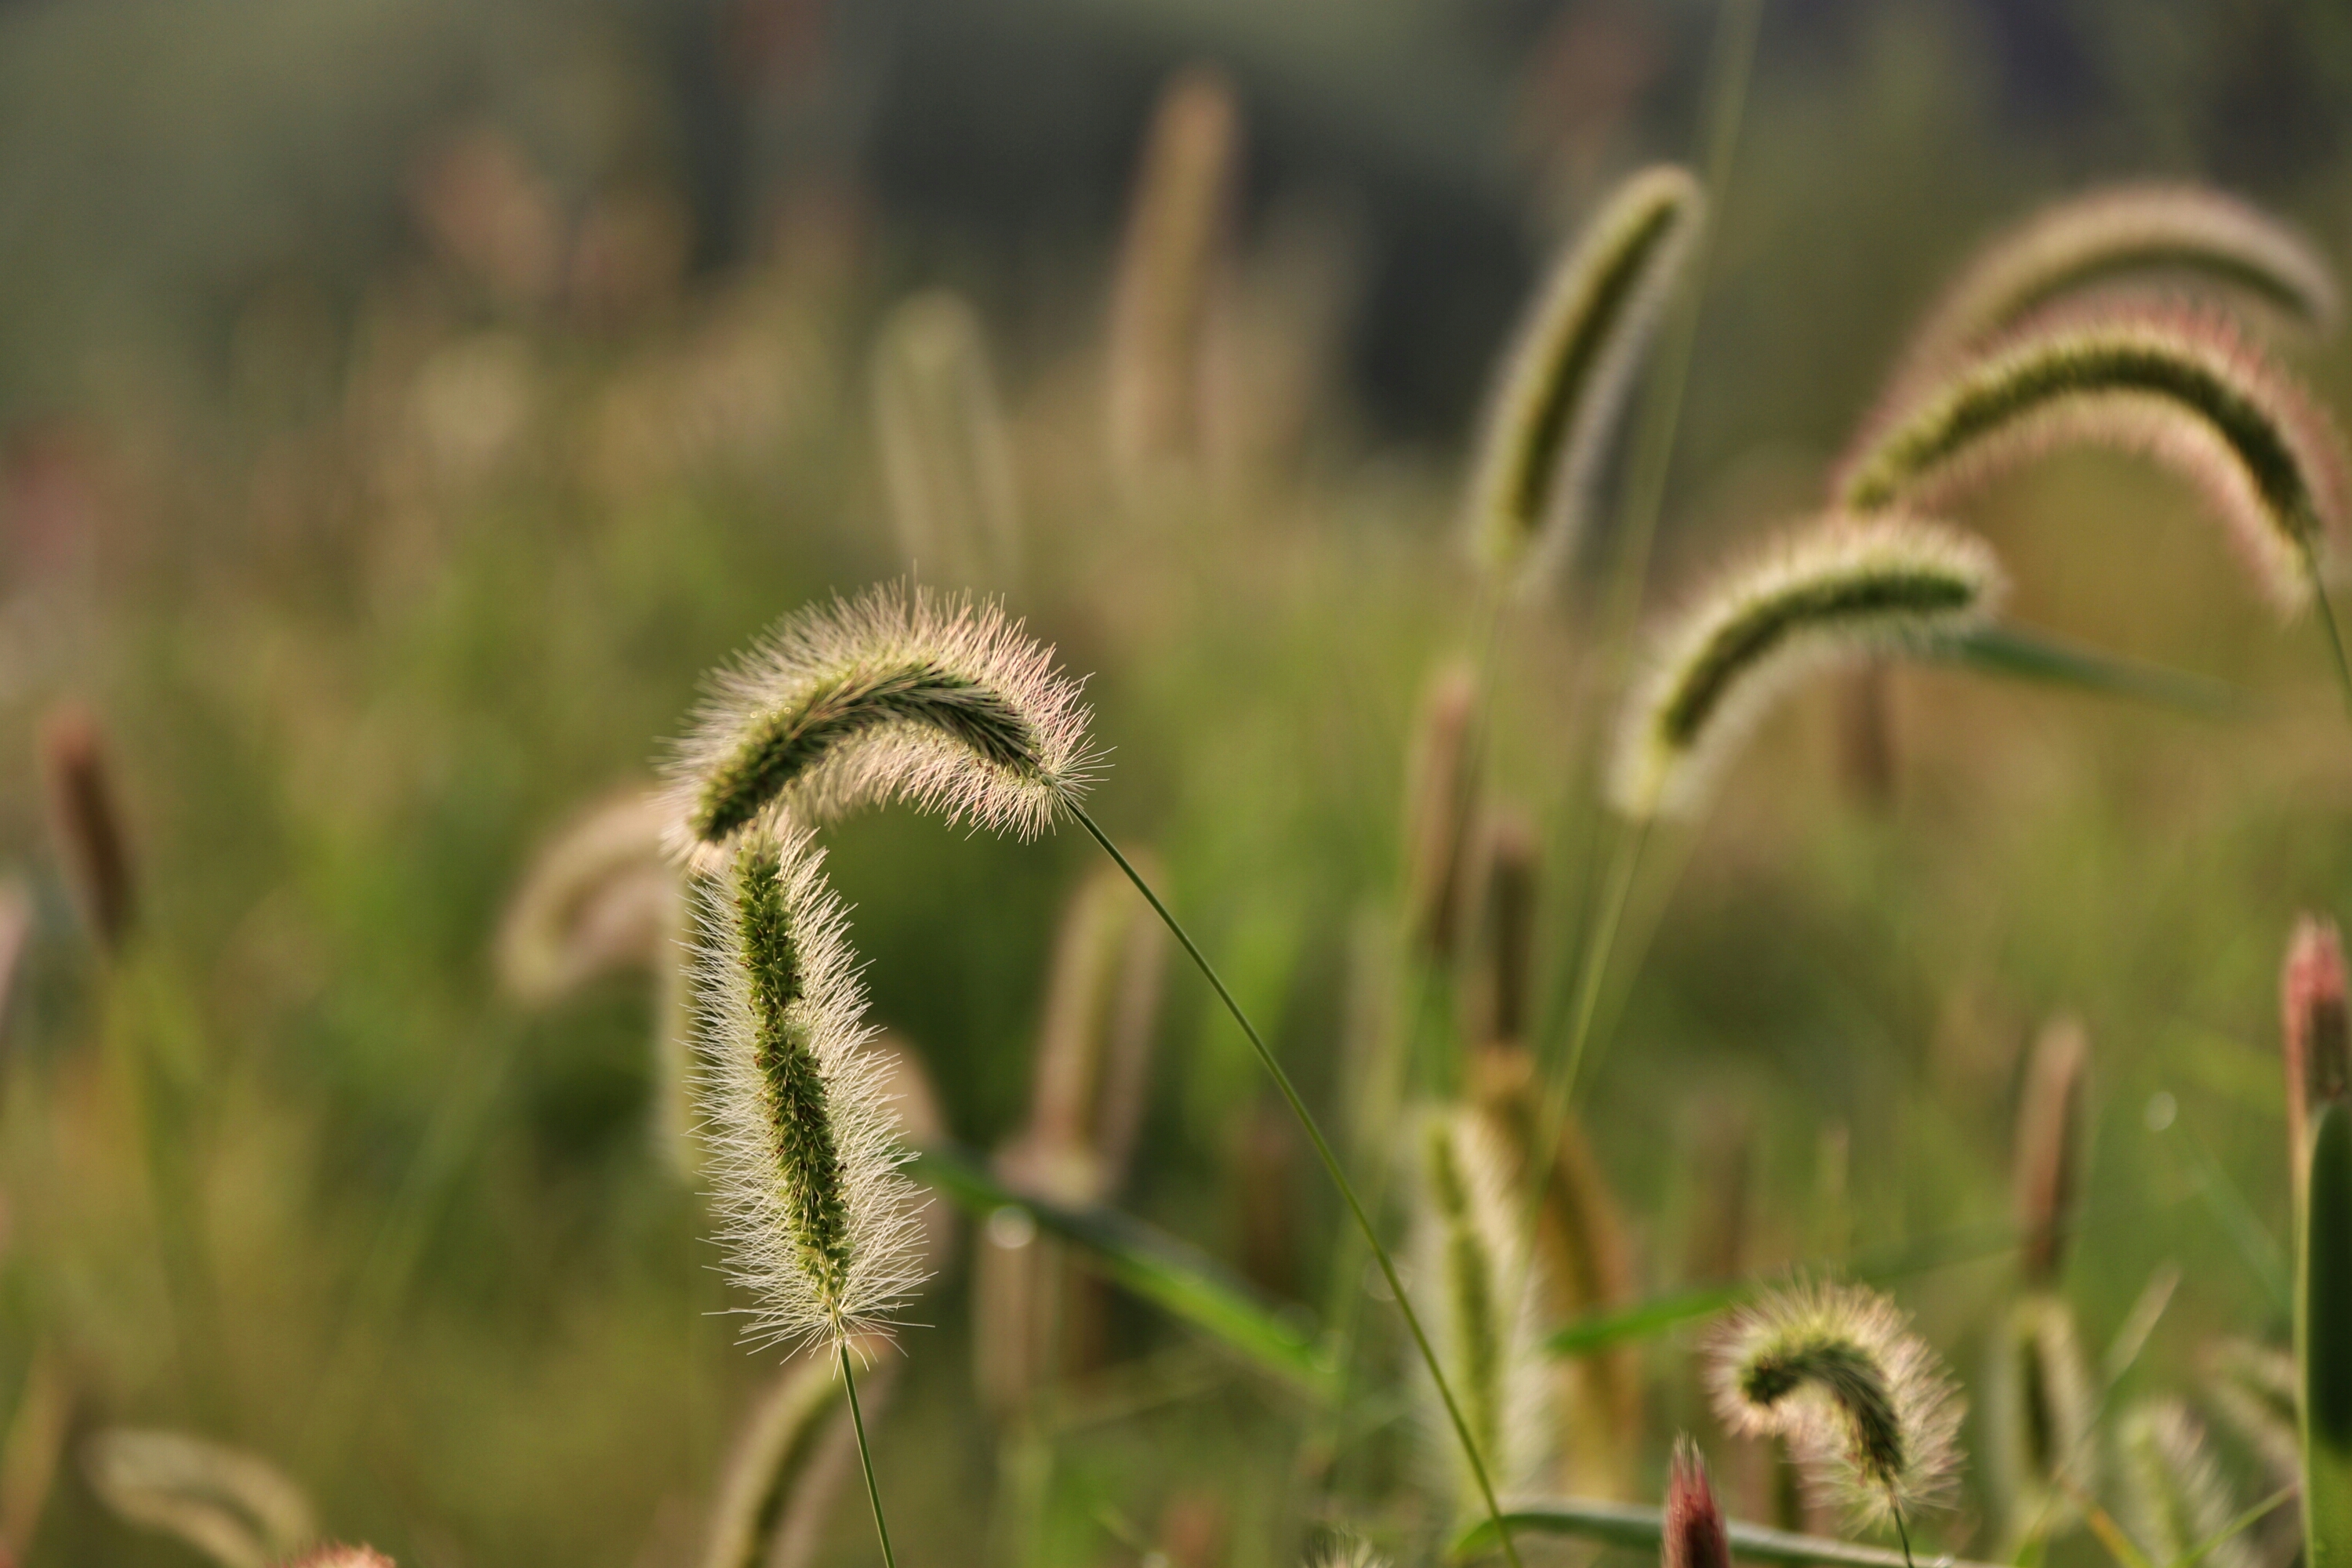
(1402, 660, 1480, 962)
(1985, 1292, 2097, 1545)
(38, 702, 135, 954)
(2285, 914, 2350, 1213)
(1108, 65, 1240, 477)
(664, 583, 1096, 857)
(2201, 1337, 2302, 1488)
(1664, 1437, 1733, 1568)
(0, 1345, 69, 1565)
(82, 1429, 316, 1568)
(691, 823, 927, 1352)
(871, 289, 1022, 587)
(1835, 306, 2350, 618)
(1461, 808, 1540, 1050)
(1414, 1106, 1555, 1513)
(496, 789, 695, 1172)
(697, 1334, 900, 1568)
(1610, 514, 2005, 821)
(1708, 1280, 1966, 1528)
(1894, 183, 2339, 387)
(1468, 165, 1706, 593)
(2013, 1016, 2089, 1287)
(2118, 1399, 2255, 1568)
(1468, 1045, 1640, 1497)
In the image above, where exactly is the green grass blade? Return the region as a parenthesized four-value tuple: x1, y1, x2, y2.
(909, 1145, 1338, 1401)
(1450, 1496, 2007, 1568)
(1942, 626, 2249, 718)
(2300, 1102, 2352, 1568)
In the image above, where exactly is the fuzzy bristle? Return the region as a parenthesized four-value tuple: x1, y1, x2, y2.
(1836, 306, 2350, 618)
(691, 825, 926, 1352)
(664, 583, 1097, 856)
(1415, 1108, 1555, 1513)
(2118, 1399, 2254, 1568)
(1893, 183, 2339, 389)
(1664, 1437, 1732, 1568)
(1610, 514, 2004, 821)
(1468, 165, 1705, 594)
(1707, 1280, 1965, 1528)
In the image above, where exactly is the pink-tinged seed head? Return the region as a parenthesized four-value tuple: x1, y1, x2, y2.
(2284, 914, 2349, 1196)
(1664, 1436, 1732, 1568)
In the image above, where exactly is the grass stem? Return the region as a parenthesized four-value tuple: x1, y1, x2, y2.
(1073, 804, 1526, 1568)
(2300, 535, 2352, 721)
(841, 1341, 898, 1568)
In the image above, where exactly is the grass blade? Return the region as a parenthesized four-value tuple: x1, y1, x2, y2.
(2299, 1102, 2352, 1568)
(1450, 1495, 2007, 1568)
(1942, 626, 2249, 718)
(909, 1145, 1337, 1400)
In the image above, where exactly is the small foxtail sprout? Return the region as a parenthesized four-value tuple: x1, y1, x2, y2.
(1468, 165, 1706, 596)
(2117, 1400, 2256, 1568)
(1835, 307, 2350, 620)
(664, 585, 1094, 855)
(1708, 1282, 1964, 1555)
(1892, 183, 2339, 389)
(1610, 515, 2005, 822)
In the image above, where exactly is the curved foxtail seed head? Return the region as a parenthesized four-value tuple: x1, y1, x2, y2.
(1414, 1107, 1555, 1512)
(1835, 306, 2351, 619)
(697, 1335, 900, 1568)
(1468, 165, 1706, 594)
(2285, 913, 2350, 1206)
(2118, 1399, 2256, 1568)
(664, 583, 1096, 859)
(39, 702, 136, 954)
(691, 823, 925, 1352)
(82, 1429, 317, 1568)
(2013, 1016, 2089, 1287)
(1986, 1293, 2097, 1543)
(1610, 515, 2004, 821)
(871, 289, 1022, 588)
(1402, 659, 1480, 962)
(1707, 1280, 1965, 1529)
(1664, 1437, 1732, 1568)
(1893, 183, 2339, 389)
(1108, 64, 1240, 476)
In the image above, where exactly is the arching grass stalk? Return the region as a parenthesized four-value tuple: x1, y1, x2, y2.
(2300, 534, 2352, 720)
(840, 1342, 897, 1568)
(1070, 805, 1527, 1568)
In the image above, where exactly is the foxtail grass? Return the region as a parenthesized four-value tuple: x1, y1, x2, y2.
(1708, 1281, 1964, 1554)
(872, 289, 1022, 587)
(1835, 307, 2350, 622)
(1987, 1294, 2096, 1547)
(1665, 1438, 1733, 1568)
(1108, 65, 1240, 479)
(82, 1430, 317, 1568)
(665, 585, 1095, 853)
(699, 1336, 901, 1568)
(1893, 183, 2339, 387)
(1610, 514, 2005, 822)
(1403, 660, 1482, 964)
(2013, 1017, 2089, 1287)
(2285, 914, 2349, 1217)
(2118, 1400, 2255, 1568)
(2202, 1338, 2300, 1489)
(1466, 165, 1704, 596)
(39, 700, 135, 954)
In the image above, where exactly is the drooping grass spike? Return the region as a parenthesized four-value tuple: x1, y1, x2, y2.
(1708, 1281, 1965, 1533)
(1893, 183, 2339, 389)
(81, 1429, 317, 1568)
(691, 822, 926, 1354)
(1610, 514, 2005, 821)
(2117, 1399, 2256, 1568)
(666, 583, 1095, 855)
(1835, 307, 2350, 619)
(1416, 1109, 1554, 1514)
(1468, 165, 1705, 595)
(1986, 1293, 2096, 1547)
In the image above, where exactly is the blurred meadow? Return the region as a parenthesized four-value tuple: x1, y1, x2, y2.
(6, 2, 2352, 1566)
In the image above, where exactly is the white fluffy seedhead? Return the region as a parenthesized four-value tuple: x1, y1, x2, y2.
(1837, 305, 2350, 619)
(1468, 165, 1705, 596)
(691, 823, 927, 1353)
(1413, 1106, 1555, 1513)
(663, 583, 1097, 863)
(1894, 183, 2339, 389)
(1610, 514, 2004, 821)
(1707, 1280, 1965, 1529)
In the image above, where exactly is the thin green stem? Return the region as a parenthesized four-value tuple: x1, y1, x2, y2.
(2300, 535, 2352, 722)
(1891, 1504, 1917, 1568)
(1072, 804, 1526, 1568)
(841, 1340, 898, 1568)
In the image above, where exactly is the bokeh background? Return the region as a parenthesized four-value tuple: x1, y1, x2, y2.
(4, 1, 2352, 1565)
